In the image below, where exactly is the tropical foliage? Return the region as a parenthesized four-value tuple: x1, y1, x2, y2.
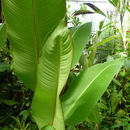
(0, 0, 129, 130)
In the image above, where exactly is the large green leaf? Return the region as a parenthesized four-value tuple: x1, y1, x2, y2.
(2, 0, 66, 91)
(70, 22, 92, 68)
(62, 59, 123, 125)
(3, 0, 73, 129)
(32, 21, 73, 129)
(0, 22, 6, 49)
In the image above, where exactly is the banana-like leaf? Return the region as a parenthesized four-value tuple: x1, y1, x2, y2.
(70, 22, 92, 68)
(62, 59, 123, 125)
(32, 21, 73, 129)
(87, 35, 117, 52)
(0, 22, 6, 49)
(3, 0, 73, 129)
(2, 0, 66, 91)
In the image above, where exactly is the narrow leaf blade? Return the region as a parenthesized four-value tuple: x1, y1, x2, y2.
(87, 35, 117, 52)
(85, 3, 106, 17)
(73, 10, 94, 16)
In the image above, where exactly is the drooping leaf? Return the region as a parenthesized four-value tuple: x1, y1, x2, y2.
(87, 35, 117, 52)
(73, 10, 94, 16)
(70, 22, 92, 68)
(85, 3, 106, 17)
(0, 22, 6, 49)
(73, 3, 106, 17)
(3, 0, 73, 129)
(62, 59, 123, 125)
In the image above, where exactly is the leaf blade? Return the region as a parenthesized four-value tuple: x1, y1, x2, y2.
(32, 20, 73, 129)
(62, 59, 123, 125)
(71, 22, 92, 68)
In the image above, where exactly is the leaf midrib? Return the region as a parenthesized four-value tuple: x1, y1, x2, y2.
(32, 0, 39, 63)
(31, 0, 39, 92)
(52, 41, 61, 125)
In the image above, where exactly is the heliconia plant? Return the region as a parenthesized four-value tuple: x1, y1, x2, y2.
(2, 0, 123, 130)
(2, 0, 73, 129)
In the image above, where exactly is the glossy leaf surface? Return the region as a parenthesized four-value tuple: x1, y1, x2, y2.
(62, 59, 123, 125)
